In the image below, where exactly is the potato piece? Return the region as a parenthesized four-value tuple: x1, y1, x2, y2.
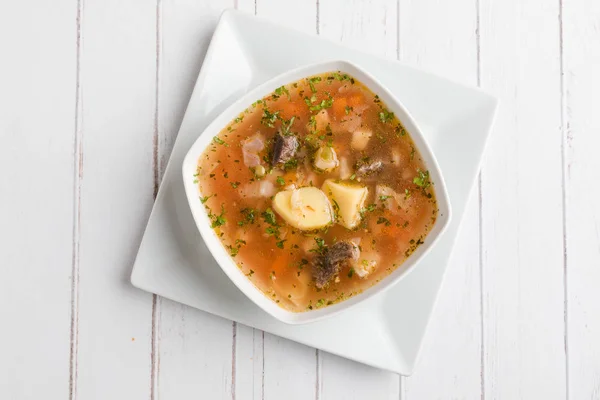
(351, 128, 372, 150)
(272, 187, 333, 230)
(321, 179, 368, 229)
(353, 252, 381, 278)
(315, 109, 330, 131)
(314, 146, 339, 171)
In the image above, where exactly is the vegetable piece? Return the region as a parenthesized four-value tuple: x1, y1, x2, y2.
(352, 252, 380, 278)
(313, 146, 339, 171)
(314, 109, 330, 132)
(321, 179, 368, 229)
(338, 157, 352, 180)
(351, 128, 372, 150)
(254, 165, 266, 177)
(241, 133, 265, 167)
(272, 187, 333, 230)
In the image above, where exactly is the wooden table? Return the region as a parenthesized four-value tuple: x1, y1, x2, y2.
(1, 1, 598, 399)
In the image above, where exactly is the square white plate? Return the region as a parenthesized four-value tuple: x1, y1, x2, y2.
(131, 9, 497, 375)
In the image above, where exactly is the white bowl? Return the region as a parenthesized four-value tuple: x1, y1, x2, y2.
(182, 60, 452, 324)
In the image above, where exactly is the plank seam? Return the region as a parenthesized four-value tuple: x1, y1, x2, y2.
(69, 0, 84, 397)
(558, 0, 569, 397)
(261, 331, 265, 400)
(150, 1, 162, 399)
(232, 322, 237, 400)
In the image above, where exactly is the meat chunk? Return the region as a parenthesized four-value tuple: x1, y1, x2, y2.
(271, 133, 299, 166)
(356, 160, 383, 177)
(312, 241, 359, 288)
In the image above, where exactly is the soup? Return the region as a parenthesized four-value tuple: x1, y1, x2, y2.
(195, 71, 438, 312)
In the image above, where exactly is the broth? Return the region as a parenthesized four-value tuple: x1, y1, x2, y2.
(195, 72, 438, 312)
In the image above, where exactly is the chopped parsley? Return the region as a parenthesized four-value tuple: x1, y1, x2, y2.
(276, 176, 285, 186)
(348, 268, 355, 278)
(239, 208, 256, 225)
(212, 136, 228, 146)
(377, 216, 392, 226)
(274, 85, 291, 100)
(379, 195, 393, 201)
(309, 237, 327, 255)
(282, 158, 298, 171)
(210, 205, 227, 228)
(261, 108, 280, 128)
(200, 194, 213, 204)
(309, 97, 334, 112)
(262, 208, 277, 226)
(246, 269, 254, 277)
(308, 76, 322, 93)
(227, 245, 239, 256)
(230, 181, 240, 189)
(276, 239, 286, 249)
(379, 109, 394, 123)
(281, 116, 296, 136)
(413, 169, 431, 189)
(345, 105, 353, 115)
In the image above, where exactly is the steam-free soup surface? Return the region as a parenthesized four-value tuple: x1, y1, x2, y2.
(196, 72, 437, 312)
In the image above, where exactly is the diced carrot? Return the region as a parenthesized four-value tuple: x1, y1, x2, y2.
(279, 101, 302, 120)
(283, 170, 296, 183)
(271, 252, 291, 274)
(347, 93, 364, 107)
(332, 97, 348, 119)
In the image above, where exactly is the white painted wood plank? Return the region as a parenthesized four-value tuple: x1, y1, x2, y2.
(397, 0, 482, 398)
(0, 1, 76, 398)
(563, 0, 600, 398)
(235, 324, 264, 400)
(262, 334, 317, 400)
(74, 0, 156, 398)
(156, 298, 234, 399)
(234, 2, 319, 399)
(319, 0, 398, 59)
(317, 1, 401, 399)
(152, 2, 240, 399)
(479, 0, 566, 398)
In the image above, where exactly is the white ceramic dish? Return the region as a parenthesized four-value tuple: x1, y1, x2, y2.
(181, 60, 452, 324)
(131, 9, 497, 374)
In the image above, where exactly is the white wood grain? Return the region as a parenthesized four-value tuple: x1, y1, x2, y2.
(235, 325, 264, 400)
(0, 1, 76, 398)
(317, 1, 401, 399)
(152, 2, 236, 399)
(479, 0, 567, 398)
(396, 0, 483, 398)
(74, 0, 156, 398)
(563, 0, 600, 398)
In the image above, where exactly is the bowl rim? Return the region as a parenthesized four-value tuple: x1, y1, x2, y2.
(181, 59, 452, 324)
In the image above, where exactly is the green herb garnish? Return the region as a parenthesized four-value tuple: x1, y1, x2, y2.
(413, 169, 431, 189)
(262, 208, 278, 226)
(200, 194, 213, 204)
(210, 205, 227, 228)
(379, 109, 394, 123)
(213, 136, 228, 146)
